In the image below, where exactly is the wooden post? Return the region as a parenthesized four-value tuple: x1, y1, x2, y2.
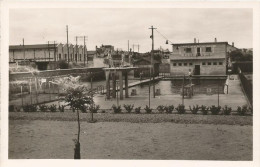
(21, 85, 23, 107)
(218, 82, 219, 107)
(119, 71, 123, 100)
(105, 71, 110, 99)
(125, 71, 129, 98)
(182, 75, 185, 105)
(91, 72, 94, 121)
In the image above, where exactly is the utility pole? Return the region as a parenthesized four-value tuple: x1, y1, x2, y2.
(76, 36, 78, 63)
(128, 40, 129, 52)
(66, 25, 70, 63)
(54, 41, 56, 62)
(149, 25, 156, 98)
(48, 41, 50, 62)
(23, 38, 25, 61)
(84, 36, 86, 66)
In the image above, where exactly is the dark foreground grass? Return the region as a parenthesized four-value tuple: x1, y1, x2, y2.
(9, 111, 252, 125)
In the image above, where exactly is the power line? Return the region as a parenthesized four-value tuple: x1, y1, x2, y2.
(155, 29, 174, 44)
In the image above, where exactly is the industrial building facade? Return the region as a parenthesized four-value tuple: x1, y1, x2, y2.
(9, 43, 92, 63)
(170, 39, 237, 76)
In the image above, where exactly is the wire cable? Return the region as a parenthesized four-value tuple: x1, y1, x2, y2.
(155, 29, 174, 44)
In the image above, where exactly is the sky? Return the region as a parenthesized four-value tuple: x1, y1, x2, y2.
(9, 8, 253, 52)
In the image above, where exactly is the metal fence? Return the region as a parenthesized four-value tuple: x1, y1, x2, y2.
(238, 67, 253, 106)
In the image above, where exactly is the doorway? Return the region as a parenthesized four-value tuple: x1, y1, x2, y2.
(194, 65, 200, 75)
(197, 47, 201, 56)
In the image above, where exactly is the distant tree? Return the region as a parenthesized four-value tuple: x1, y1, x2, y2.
(58, 60, 69, 69)
(229, 50, 253, 62)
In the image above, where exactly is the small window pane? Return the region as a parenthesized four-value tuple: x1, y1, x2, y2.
(186, 48, 192, 53)
(173, 63, 176, 66)
(178, 63, 182, 66)
(202, 62, 206, 65)
(189, 63, 193, 66)
(219, 62, 223, 65)
(184, 63, 187, 66)
(213, 62, 217, 65)
(208, 62, 211, 65)
(206, 47, 212, 52)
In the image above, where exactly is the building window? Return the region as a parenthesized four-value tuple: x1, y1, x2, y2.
(219, 62, 223, 65)
(59, 54, 61, 60)
(80, 54, 82, 61)
(208, 62, 211, 65)
(173, 63, 176, 66)
(178, 63, 182, 66)
(185, 48, 192, 53)
(64, 54, 67, 60)
(206, 47, 212, 52)
(184, 63, 187, 66)
(189, 63, 193, 66)
(202, 62, 206, 65)
(213, 62, 217, 65)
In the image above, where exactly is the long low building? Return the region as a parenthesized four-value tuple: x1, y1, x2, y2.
(9, 43, 95, 63)
(170, 38, 237, 76)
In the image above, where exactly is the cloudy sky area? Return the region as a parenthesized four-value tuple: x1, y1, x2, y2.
(10, 8, 252, 52)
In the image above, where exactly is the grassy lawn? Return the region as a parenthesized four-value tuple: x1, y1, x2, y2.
(9, 119, 252, 160)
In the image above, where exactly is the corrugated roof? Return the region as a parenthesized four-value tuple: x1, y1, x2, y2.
(9, 44, 57, 50)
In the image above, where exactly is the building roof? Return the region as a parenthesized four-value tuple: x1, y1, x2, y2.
(172, 42, 229, 46)
(9, 44, 57, 50)
(87, 51, 96, 55)
(133, 57, 160, 64)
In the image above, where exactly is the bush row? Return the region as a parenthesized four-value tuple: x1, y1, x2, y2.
(111, 104, 252, 116)
(9, 104, 252, 116)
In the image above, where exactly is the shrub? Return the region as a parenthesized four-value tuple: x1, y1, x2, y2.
(189, 105, 199, 114)
(23, 104, 38, 112)
(58, 60, 69, 69)
(58, 105, 65, 112)
(222, 105, 232, 115)
(39, 104, 48, 112)
(201, 105, 209, 115)
(144, 105, 152, 114)
(48, 104, 57, 112)
(237, 105, 247, 116)
(135, 107, 141, 114)
(9, 105, 15, 112)
(165, 105, 174, 114)
(157, 105, 165, 113)
(248, 106, 253, 114)
(210, 105, 221, 115)
(176, 104, 185, 114)
(89, 104, 100, 113)
(112, 105, 122, 114)
(124, 104, 134, 113)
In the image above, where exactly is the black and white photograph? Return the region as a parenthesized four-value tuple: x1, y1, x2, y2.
(1, 1, 260, 167)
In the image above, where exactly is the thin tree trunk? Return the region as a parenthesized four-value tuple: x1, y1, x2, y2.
(77, 109, 80, 142)
(74, 108, 81, 159)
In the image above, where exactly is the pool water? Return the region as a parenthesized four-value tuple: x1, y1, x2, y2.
(131, 79, 226, 96)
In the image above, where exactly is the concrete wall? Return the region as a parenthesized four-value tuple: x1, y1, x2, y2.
(170, 59, 226, 75)
(9, 68, 105, 81)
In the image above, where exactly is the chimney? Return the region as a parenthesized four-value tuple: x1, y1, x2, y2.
(194, 38, 196, 43)
(232, 42, 234, 47)
(215, 38, 217, 42)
